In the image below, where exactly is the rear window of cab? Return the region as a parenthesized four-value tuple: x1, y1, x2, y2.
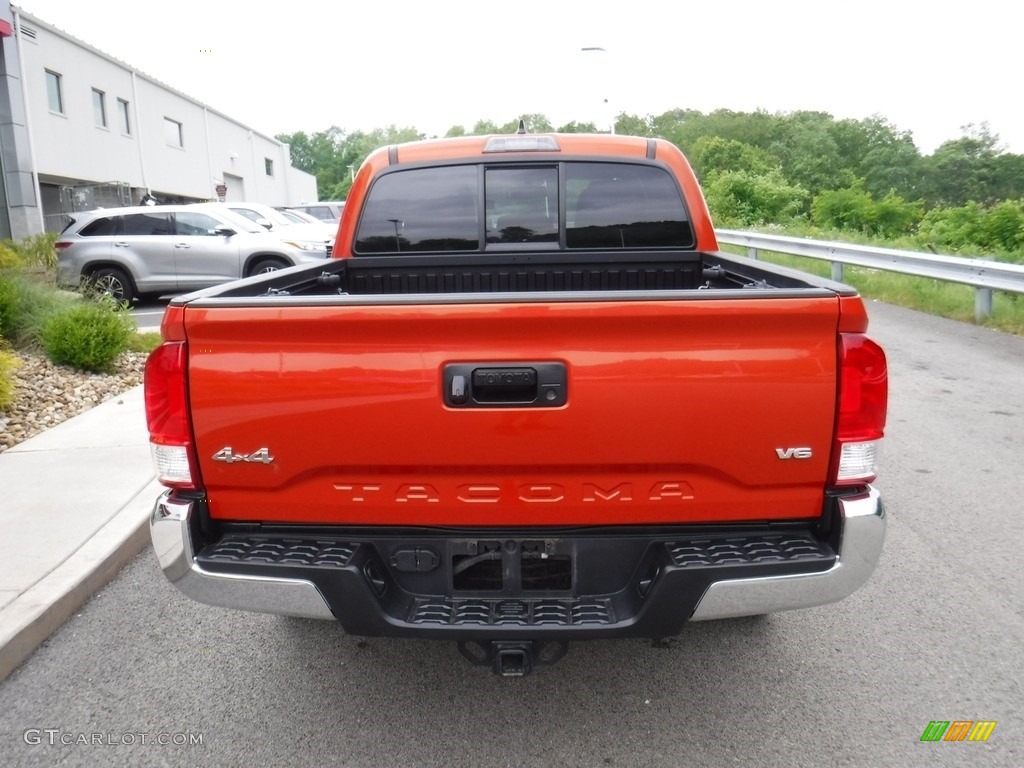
(354, 162, 694, 254)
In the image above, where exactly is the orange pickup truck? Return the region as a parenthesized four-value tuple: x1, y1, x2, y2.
(146, 131, 888, 675)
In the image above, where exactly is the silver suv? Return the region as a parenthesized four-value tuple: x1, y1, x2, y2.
(55, 204, 330, 303)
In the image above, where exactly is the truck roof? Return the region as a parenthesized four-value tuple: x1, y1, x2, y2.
(382, 133, 659, 164)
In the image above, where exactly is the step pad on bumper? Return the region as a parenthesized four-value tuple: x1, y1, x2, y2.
(203, 537, 358, 568)
(668, 534, 831, 568)
(411, 598, 613, 626)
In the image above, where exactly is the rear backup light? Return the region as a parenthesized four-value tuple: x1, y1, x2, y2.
(836, 440, 881, 483)
(831, 334, 888, 486)
(144, 341, 198, 489)
(151, 444, 193, 486)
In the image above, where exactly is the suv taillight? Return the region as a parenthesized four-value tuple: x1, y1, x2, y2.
(831, 333, 888, 486)
(144, 341, 198, 489)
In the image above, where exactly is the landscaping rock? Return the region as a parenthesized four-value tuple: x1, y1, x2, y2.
(0, 350, 146, 453)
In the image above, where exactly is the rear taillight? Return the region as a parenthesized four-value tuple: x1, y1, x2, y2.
(54, 241, 72, 250)
(831, 333, 888, 486)
(144, 341, 198, 489)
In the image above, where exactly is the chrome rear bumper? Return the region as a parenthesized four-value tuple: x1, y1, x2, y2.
(150, 494, 335, 620)
(150, 487, 884, 625)
(690, 487, 885, 619)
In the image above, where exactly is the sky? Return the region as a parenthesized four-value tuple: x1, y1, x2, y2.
(13, 0, 1023, 156)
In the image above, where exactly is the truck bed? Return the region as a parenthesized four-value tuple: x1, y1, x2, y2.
(207, 249, 850, 299)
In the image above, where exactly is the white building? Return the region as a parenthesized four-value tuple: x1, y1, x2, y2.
(0, 2, 317, 238)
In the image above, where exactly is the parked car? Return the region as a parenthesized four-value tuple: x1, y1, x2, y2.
(55, 203, 330, 303)
(207, 201, 336, 246)
(277, 208, 321, 225)
(286, 201, 345, 223)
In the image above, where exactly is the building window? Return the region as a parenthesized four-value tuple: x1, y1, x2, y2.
(164, 117, 183, 147)
(92, 88, 107, 127)
(45, 69, 63, 114)
(117, 99, 131, 135)
(264, 158, 274, 177)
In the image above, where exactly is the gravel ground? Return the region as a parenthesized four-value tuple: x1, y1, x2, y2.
(0, 349, 146, 452)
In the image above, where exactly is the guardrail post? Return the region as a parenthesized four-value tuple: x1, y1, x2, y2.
(831, 262, 844, 282)
(975, 288, 993, 322)
(747, 247, 758, 260)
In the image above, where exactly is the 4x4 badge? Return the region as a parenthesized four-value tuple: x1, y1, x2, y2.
(212, 446, 275, 464)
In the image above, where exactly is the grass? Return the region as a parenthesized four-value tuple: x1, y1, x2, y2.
(127, 332, 162, 354)
(0, 271, 79, 350)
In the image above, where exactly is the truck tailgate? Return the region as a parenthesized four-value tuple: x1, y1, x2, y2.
(184, 295, 839, 526)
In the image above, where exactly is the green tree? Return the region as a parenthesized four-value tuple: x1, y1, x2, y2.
(688, 136, 776, 181)
(768, 112, 856, 198)
(615, 113, 653, 137)
(832, 116, 922, 200)
(990, 153, 1024, 202)
(495, 113, 553, 133)
(276, 130, 315, 173)
(557, 120, 599, 133)
(920, 124, 1002, 207)
(471, 119, 501, 135)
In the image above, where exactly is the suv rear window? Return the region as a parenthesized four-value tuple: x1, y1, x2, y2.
(354, 161, 692, 254)
(122, 212, 173, 236)
(78, 215, 120, 237)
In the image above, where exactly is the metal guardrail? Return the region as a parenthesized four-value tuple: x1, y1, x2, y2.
(716, 229, 1024, 322)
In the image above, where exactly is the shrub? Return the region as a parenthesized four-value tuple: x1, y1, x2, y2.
(0, 244, 21, 270)
(0, 344, 18, 411)
(812, 183, 923, 237)
(40, 296, 134, 372)
(5, 232, 59, 271)
(978, 199, 1024, 252)
(0, 277, 16, 341)
(705, 170, 809, 226)
(0, 275, 77, 349)
(911, 199, 1024, 256)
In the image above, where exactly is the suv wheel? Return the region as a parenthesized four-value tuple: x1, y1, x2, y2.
(249, 258, 287, 276)
(89, 267, 135, 304)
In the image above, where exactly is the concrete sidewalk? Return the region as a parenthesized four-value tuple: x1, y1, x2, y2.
(0, 386, 159, 681)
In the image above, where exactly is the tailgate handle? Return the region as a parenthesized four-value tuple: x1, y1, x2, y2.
(444, 363, 566, 408)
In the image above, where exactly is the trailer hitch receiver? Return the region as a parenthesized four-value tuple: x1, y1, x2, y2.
(457, 639, 569, 676)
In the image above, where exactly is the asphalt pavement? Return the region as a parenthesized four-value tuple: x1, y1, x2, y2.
(0, 385, 158, 681)
(0, 301, 1020, 767)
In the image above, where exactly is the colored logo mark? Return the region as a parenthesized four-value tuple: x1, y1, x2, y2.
(920, 721, 997, 742)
